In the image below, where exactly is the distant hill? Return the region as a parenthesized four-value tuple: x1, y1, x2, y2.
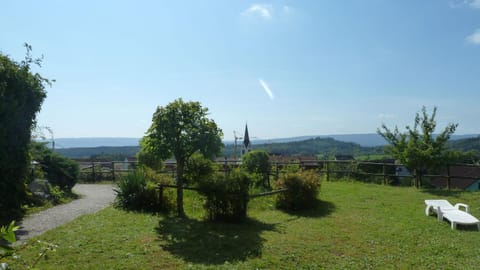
(55, 146, 140, 159)
(56, 137, 380, 160)
(47, 134, 479, 149)
(224, 137, 383, 158)
(447, 136, 480, 152)
(40, 137, 141, 149)
(52, 134, 480, 160)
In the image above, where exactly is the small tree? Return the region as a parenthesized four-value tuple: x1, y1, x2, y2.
(140, 99, 223, 216)
(241, 150, 271, 188)
(377, 106, 457, 187)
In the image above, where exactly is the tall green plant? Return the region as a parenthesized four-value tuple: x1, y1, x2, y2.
(241, 150, 271, 188)
(198, 169, 251, 222)
(0, 45, 49, 223)
(275, 170, 321, 211)
(114, 169, 173, 212)
(184, 152, 216, 186)
(378, 106, 457, 187)
(0, 221, 18, 259)
(115, 169, 147, 211)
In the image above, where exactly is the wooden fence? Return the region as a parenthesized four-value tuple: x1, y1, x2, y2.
(79, 160, 480, 190)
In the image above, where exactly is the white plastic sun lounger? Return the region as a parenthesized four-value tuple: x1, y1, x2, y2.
(425, 199, 480, 230)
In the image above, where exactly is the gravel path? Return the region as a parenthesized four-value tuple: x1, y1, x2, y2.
(15, 184, 116, 243)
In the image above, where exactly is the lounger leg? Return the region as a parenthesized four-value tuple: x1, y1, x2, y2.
(437, 207, 443, 222)
(451, 222, 456, 230)
(425, 205, 432, 216)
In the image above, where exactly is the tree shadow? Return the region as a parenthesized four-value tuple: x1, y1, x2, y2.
(156, 217, 277, 265)
(279, 199, 336, 218)
(420, 188, 465, 198)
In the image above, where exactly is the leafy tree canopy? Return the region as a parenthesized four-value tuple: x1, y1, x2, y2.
(377, 106, 457, 187)
(140, 98, 223, 216)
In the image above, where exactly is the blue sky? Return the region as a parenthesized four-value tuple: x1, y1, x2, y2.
(2, 0, 480, 140)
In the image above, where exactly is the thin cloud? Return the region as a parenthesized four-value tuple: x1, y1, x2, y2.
(259, 79, 274, 100)
(378, 113, 396, 119)
(242, 4, 273, 19)
(470, 0, 480, 8)
(466, 29, 480, 44)
(448, 0, 480, 8)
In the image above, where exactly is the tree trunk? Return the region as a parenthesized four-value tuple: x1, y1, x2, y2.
(176, 161, 185, 217)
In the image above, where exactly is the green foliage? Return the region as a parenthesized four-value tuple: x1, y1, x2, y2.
(140, 98, 223, 216)
(0, 221, 18, 260)
(0, 46, 48, 224)
(378, 106, 457, 187)
(241, 150, 271, 187)
(48, 185, 65, 204)
(275, 170, 321, 211)
(184, 152, 216, 186)
(115, 170, 147, 211)
(137, 137, 163, 170)
(115, 169, 173, 212)
(198, 169, 251, 222)
(30, 142, 80, 191)
(41, 152, 79, 191)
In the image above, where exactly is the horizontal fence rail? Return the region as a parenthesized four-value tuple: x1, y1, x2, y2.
(79, 160, 480, 190)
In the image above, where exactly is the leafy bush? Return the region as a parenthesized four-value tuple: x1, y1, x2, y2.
(40, 152, 79, 191)
(198, 169, 251, 222)
(115, 169, 174, 212)
(241, 150, 271, 187)
(275, 170, 321, 211)
(49, 185, 65, 204)
(0, 48, 47, 224)
(184, 153, 217, 186)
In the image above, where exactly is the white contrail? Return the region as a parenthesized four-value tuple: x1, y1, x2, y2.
(259, 78, 274, 100)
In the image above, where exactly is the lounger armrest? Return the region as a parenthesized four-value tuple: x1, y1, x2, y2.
(454, 203, 470, 213)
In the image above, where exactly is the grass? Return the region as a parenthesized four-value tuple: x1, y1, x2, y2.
(4, 181, 480, 269)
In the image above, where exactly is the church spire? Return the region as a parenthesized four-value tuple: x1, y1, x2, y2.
(243, 123, 250, 150)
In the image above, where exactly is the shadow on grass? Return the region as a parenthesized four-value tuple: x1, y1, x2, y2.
(420, 188, 465, 198)
(156, 217, 277, 265)
(279, 199, 336, 218)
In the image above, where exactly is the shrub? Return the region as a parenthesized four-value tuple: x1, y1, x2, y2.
(48, 185, 65, 204)
(184, 152, 216, 186)
(40, 152, 79, 191)
(241, 150, 271, 187)
(0, 48, 47, 224)
(0, 221, 18, 259)
(115, 169, 174, 212)
(275, 170, 321, 211)
(198, 169, 251, 222)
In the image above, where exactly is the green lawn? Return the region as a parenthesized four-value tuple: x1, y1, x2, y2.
(5, 181, 480, 269)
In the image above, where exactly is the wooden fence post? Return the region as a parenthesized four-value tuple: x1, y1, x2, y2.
(326, 161, 330, 182)
(111, 162, 115, 181)
(382, 164, 387, 185)
(275, 162, 279, 180)
(159, 184, 164, 206)
(92, 162, 96, 182)
(447, 164, 451, 191)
